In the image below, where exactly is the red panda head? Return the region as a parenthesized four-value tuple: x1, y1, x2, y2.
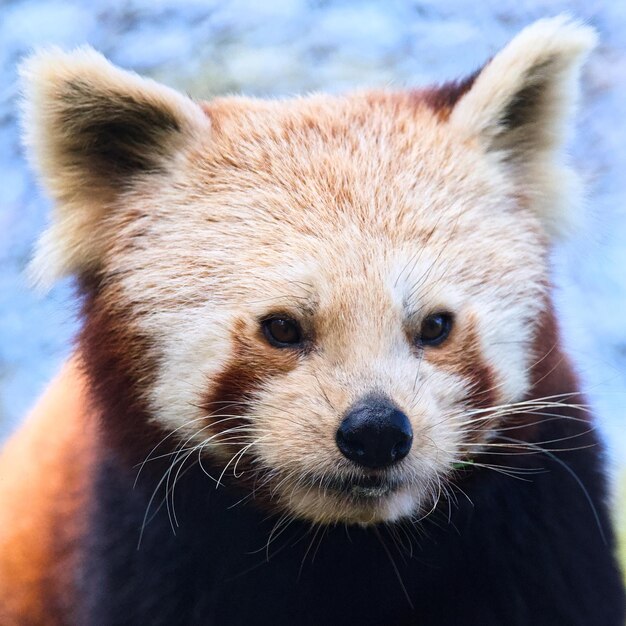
(22, 16, 595, 524)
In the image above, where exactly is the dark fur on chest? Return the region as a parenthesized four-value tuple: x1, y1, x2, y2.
(78, 415, 625, 626)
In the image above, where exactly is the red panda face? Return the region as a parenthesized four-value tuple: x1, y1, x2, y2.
(22, 17, 595, 524)
(94, 99, 548, 524)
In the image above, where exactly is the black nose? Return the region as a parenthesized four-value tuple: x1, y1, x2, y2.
(336, 395, 413, 469)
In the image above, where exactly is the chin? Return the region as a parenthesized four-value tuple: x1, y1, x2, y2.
(280, 474, 427, 526)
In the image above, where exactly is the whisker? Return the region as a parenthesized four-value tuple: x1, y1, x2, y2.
(373, 526, 414, 610)
(500, 435, 607, 545)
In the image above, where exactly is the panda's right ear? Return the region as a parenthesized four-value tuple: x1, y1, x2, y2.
(21, 47, 210, 287)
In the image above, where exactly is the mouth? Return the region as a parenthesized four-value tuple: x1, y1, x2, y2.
(314, 474, 403, 500)
(284, 471, 417, 525)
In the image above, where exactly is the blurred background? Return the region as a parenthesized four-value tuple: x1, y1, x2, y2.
(0, 0, 625, 559)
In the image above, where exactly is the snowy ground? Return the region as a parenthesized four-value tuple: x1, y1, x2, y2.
(0, 1, 624, 480)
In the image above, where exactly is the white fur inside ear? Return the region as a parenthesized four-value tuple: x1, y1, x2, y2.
(20, 46, 210, 289)
(450, 15, 596, 239)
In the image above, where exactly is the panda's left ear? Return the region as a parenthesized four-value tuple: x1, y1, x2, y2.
(21, 46, 210, 287)
(449, 16, 597, 237)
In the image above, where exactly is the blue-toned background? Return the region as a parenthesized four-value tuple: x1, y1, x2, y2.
(0, 0, 624, 493)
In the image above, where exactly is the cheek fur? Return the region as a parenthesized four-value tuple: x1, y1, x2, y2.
(78, 276, 167, 467)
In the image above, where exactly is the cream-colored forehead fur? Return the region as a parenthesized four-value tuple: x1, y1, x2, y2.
(23, 15, 594, 289)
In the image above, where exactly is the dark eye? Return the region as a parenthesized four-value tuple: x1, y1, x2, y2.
(262, 316, 303, 348)
(417, 313, 453, 347)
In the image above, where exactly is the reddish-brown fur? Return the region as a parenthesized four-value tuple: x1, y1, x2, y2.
(0, 359, 95, 626)
(202, 318, 301, 422)
(77, 277, 165, 468)
(417, 69, 482, 120)
(426, 313, 497, 408)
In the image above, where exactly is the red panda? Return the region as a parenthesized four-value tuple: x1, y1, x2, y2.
(0, 16, 624, 626)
